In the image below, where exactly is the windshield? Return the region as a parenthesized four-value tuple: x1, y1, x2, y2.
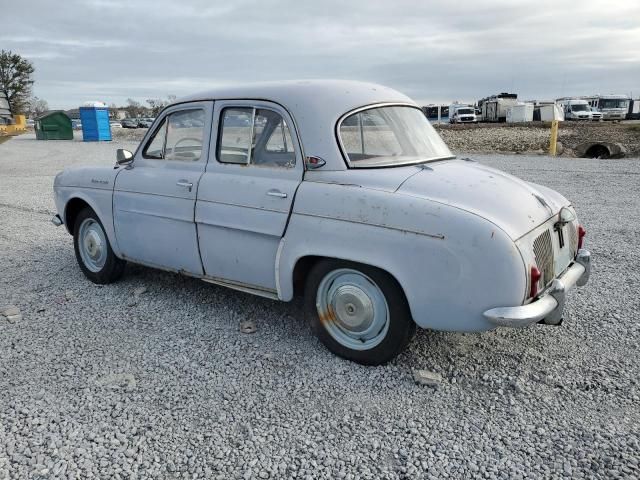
(600, 99, 628, 109)
(338, 106, 453, 167)
(571, 104, 589, 112)
(457, 108, 473, 115)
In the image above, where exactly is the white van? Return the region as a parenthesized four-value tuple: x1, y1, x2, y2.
(449, 104, 477, 124)
(556, 99, 599, 121)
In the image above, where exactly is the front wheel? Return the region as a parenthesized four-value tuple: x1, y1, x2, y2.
(73, 207, 125, 284)
(304, 260, 416, 365)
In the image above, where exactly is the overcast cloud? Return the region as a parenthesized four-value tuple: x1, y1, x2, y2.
(3, 0, 639, 108)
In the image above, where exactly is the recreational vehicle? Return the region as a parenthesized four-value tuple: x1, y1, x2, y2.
(582, 95, 629, 121)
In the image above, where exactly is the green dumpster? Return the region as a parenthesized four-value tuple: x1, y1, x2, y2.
(35, 111, 73, 140)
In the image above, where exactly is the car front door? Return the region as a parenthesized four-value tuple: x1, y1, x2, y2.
(113, 101, 213, 274)
(196, 100, 303, 295)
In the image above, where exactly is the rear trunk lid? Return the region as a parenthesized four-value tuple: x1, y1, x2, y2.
(396, 159, 568, 239)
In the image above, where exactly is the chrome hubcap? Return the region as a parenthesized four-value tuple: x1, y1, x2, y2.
(78, 218, 107, 272)
(316, 269, 389, 350)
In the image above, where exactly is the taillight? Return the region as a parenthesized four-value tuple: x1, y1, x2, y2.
(530, 266, 542, 299)
(578, 225, 586, 249)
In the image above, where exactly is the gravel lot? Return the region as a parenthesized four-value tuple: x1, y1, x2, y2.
(1, 133, 639, 479)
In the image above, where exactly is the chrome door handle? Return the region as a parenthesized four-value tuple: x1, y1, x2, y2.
(176, 180, 193, 192)
(267, 190, 287, 198)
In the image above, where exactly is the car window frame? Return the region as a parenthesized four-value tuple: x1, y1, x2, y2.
(133, 101, 213, 171)
(142, 106, 206, 162)
(216, 104, 298, 169)
(335, 102, 456, 169)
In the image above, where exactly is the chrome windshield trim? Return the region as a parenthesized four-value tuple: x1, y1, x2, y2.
(335, 102, 454, 169)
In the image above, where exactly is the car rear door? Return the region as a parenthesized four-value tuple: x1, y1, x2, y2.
(196, 100, 303, 294)
(113, 101, 213, 274)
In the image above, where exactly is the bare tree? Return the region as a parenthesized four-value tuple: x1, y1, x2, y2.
(145, 98, 167, 116)
(0, 50, 35, 114)
(125, 98, 143, 118)
(27, 96, 48, 118)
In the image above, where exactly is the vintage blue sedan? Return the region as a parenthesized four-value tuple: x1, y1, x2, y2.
(52, 80, 590, 364)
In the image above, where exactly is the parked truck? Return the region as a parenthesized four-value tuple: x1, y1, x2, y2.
(556, 98, 602, 121)
(448, 103, 478, 124)
(477, 93, 518, 122)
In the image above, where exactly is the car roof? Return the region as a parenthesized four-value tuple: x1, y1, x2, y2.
(175, 80, 416, 170)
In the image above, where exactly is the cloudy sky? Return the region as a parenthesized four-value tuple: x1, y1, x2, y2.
(3, 0, 639, 109)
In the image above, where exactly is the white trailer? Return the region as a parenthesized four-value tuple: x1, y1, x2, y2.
(506, 103, 534, 123)
(478, 93, 518, 122)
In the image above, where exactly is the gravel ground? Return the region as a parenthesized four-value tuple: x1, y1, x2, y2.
(1, 134, 639, 479)
(435, 122, 640, 157)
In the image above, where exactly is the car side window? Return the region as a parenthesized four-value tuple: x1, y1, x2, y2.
(142, 109, 205, 161)
(218, 108, 253, 164)
(143, 118, 167, 159)
(165, 109, 205, 161)
(340, 109, 402, 159)
(218, 107, 295, 168)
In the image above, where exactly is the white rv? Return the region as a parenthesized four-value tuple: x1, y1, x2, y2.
(448, 104, 477, 124)
(581, 95, 629, 121)
(556, 98, 600, 121)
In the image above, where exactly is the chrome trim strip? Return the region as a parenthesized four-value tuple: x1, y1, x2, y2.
(293, 211, 445, 240)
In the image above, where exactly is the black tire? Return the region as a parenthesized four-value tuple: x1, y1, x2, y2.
(304, 259, 416, 365)
(73, 207, 125, 284)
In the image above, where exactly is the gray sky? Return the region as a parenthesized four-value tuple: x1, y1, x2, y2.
(3, 0, 639, 109)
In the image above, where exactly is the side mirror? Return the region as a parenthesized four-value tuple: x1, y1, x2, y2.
(116, 149, 133, 165)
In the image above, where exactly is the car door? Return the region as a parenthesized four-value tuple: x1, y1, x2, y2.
(113, 101, 213, 274)
(196, 100, 303, 294)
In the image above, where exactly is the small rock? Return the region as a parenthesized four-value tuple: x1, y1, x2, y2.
(412, 369, 442, 387)
(1, 305, 22, 323)
(240, 320, 257, 334)
(64, 290, 75, 300)
(37, 307, 45, 313)
(133, 286, 147, 297)
(33, 389, 45, 400)
(126, 297, 137, 307)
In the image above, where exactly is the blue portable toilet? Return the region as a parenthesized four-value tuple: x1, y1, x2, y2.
(79, 102, 111, 141)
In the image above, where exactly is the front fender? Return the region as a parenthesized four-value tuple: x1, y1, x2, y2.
(55, 189, 121, 258)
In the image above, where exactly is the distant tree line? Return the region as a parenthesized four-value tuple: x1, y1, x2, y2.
(113, 95, 178, 118)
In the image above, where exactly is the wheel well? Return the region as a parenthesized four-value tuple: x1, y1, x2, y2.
(292, 255, 322, 297)
(64, 198, 91, 234)
(291, 255, 407, 302)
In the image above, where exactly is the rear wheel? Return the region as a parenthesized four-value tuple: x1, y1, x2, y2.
(73, 207, 125, 284)
(304, 259, 415, 365)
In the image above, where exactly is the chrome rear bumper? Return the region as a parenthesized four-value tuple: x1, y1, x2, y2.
(483, 249, 591, 328)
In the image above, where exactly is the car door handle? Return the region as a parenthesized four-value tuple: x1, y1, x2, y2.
(266, 190, 287, 198)
(176, 180, 193, 192)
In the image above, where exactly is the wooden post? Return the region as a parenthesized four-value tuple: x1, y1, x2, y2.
(549, 120, 559, 156)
